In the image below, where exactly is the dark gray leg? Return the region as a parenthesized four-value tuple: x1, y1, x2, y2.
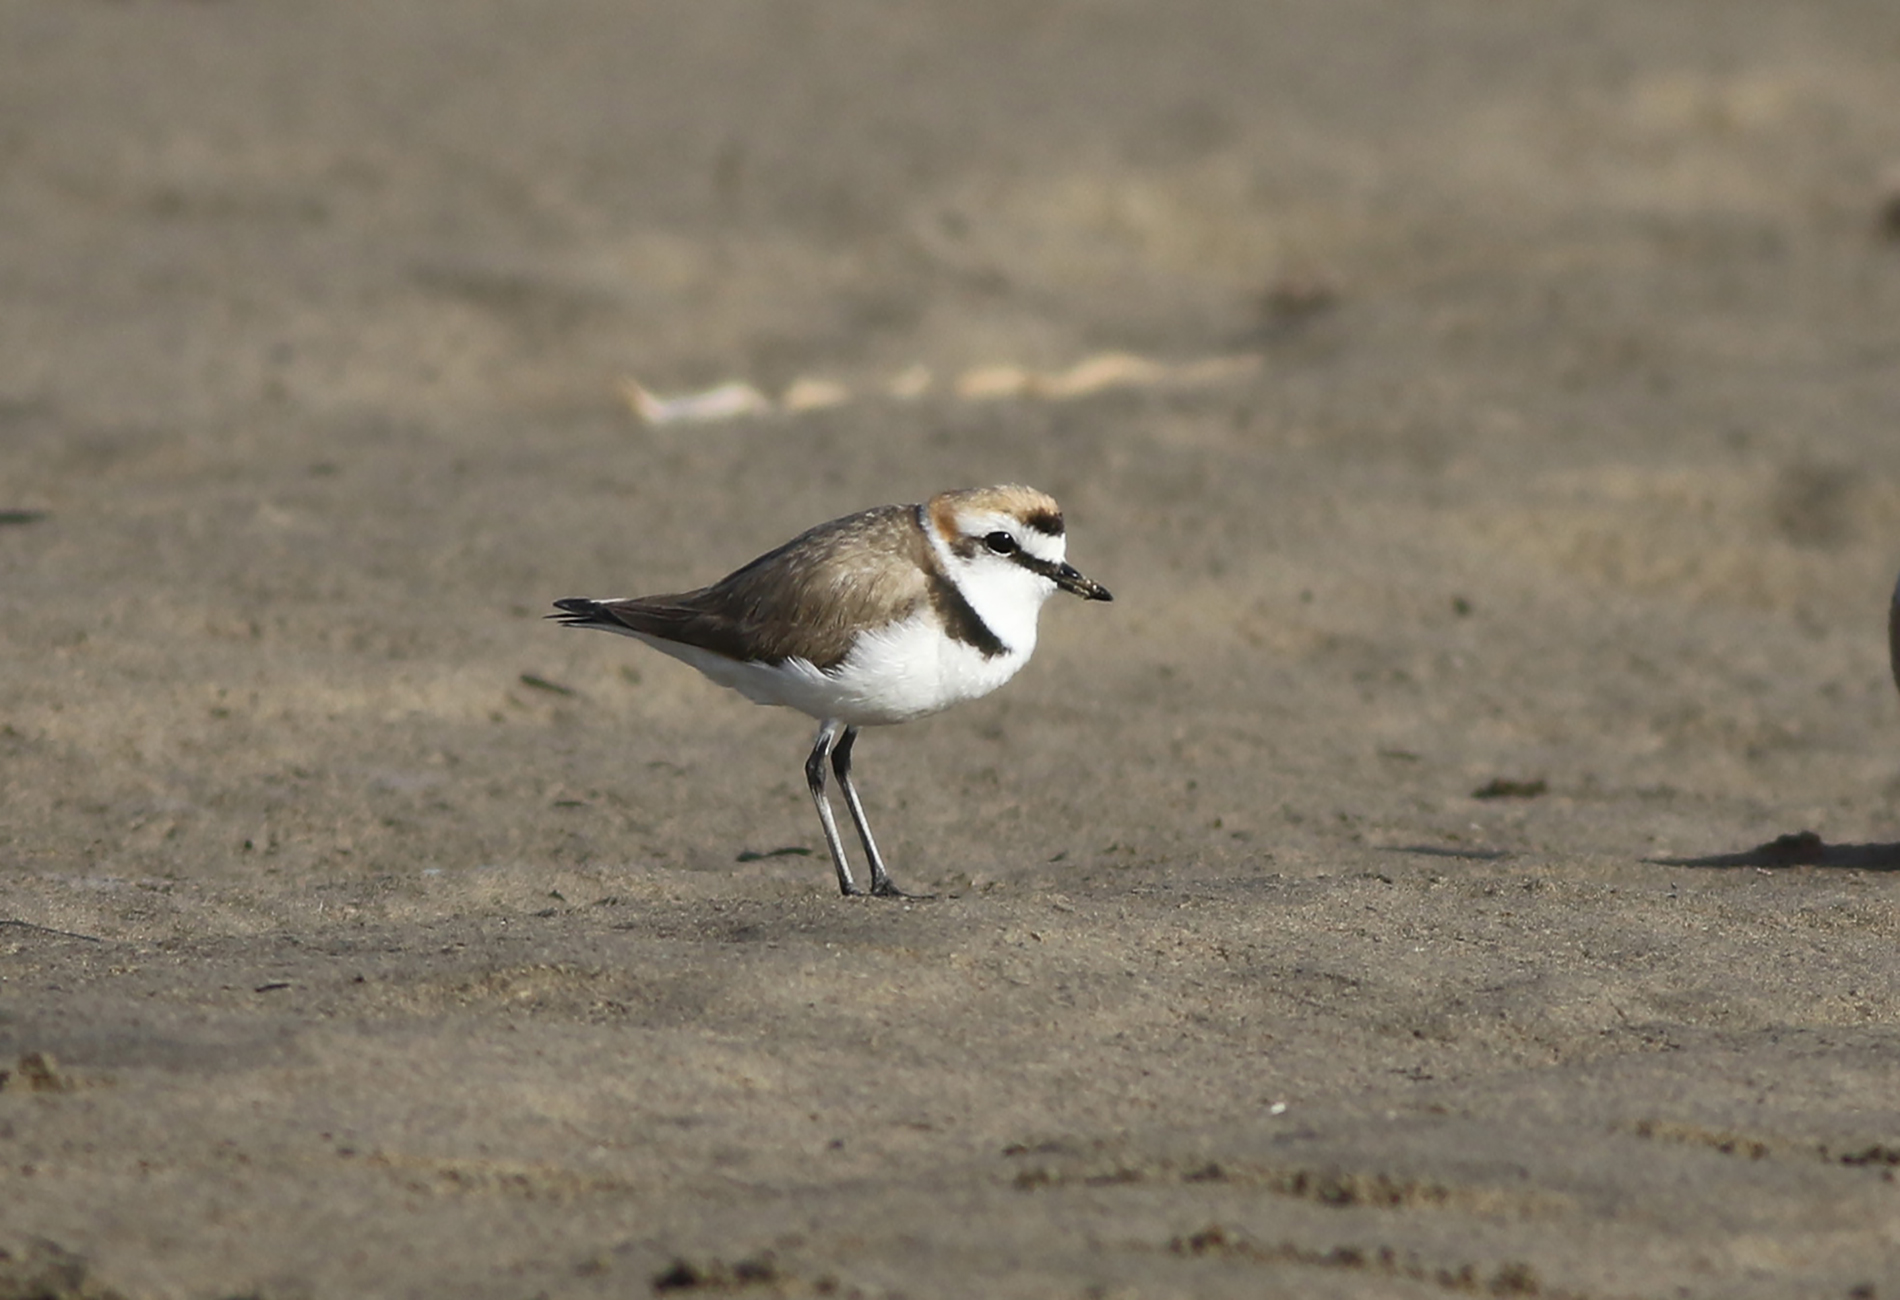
(831, 726, 920, 898)
(805, 720, 861, 896)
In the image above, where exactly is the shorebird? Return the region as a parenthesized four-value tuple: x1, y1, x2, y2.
(550, 485, 1111, 897)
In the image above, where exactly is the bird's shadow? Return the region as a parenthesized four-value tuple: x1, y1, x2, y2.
(1649, 829, 1900, 871)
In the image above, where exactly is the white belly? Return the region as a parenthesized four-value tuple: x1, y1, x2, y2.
(630, 608, 1034, 726)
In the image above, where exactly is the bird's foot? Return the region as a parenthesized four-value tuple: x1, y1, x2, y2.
(835, 872, 933, 900)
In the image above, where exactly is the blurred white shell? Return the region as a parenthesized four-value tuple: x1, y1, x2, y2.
(619, 350, 1261, 426)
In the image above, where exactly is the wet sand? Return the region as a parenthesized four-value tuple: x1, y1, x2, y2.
(4, 3, 1900, 1296)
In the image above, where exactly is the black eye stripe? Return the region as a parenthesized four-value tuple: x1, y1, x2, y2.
(1007, 550, 1062, 581)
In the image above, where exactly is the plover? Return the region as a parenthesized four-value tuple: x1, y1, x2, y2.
(550, 485, 1112, 897)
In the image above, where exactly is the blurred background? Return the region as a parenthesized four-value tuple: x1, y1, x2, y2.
(6, 2, 1900, 909)
(3, 5, 1900, 1293)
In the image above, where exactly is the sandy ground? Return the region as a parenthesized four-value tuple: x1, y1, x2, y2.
(4, 2, 1900, 1296)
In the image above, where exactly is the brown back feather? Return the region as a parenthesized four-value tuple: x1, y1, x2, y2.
(593, 504, 934, 670)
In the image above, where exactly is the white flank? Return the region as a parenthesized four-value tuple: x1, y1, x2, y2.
(622, 607, 1034, 728)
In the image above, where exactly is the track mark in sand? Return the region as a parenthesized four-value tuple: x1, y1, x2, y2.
(0, 1052, 89, 1094)
(360, 1150, 638, 1204)
(1470, 777, 1548, 800)
(386, 961, 648, 1021)
(1002, 1144, 1566, 1217)
(0, 1238, 124, 1300)
(1624, 1118, 1770, 1161)
(1832, 1144, 1900, 1170)
(1627, 1121, 1900, 1181)
(650, 1253, 789, 1293)
(0, 918, 102, 943)
(1165, 1226, 1565, 1297)
(1650, 830, 1900, 871)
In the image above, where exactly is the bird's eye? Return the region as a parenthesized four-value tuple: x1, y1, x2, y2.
(984, 531, 1019, 555)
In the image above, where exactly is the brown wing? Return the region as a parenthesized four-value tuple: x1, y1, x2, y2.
(581, 504, 934, 670)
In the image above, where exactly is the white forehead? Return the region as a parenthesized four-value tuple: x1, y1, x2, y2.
(955, 507, 1067, 563)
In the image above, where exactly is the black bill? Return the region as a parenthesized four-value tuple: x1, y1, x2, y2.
(1055, 562, 1112, 602)
(1010, 550, 1112, 601)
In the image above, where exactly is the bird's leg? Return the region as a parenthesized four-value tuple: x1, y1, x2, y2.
(831, 726, 921, 899)
(805, 720, 862, 896)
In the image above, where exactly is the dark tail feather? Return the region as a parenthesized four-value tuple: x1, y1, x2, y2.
(548, 595, 710, 648)
(548, 598, 616, 628)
